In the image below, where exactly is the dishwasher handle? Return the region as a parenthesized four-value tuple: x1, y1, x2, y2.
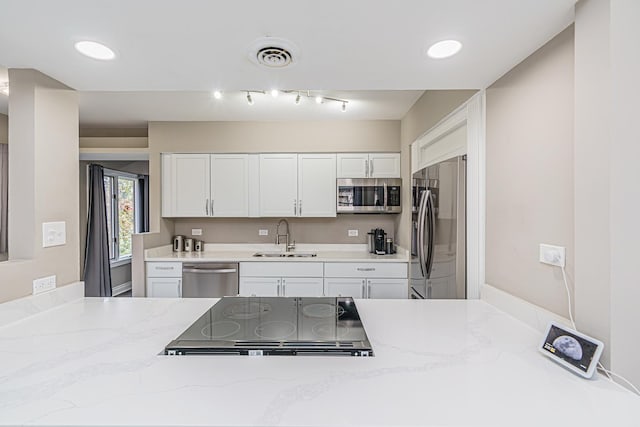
(182, 268, 238, 274)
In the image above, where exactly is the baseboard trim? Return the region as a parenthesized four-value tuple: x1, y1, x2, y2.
(112, 281, 132, 296)
(481, 284, 571, 333)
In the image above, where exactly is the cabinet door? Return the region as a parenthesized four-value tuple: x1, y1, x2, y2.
(323, 278, 365, 298)
(336, 153, 369, 178)
(282, 277, 324, 297)
(171, 154, 210, 217)
(369, 153, 401, 178)
(259, 154, 298, 217)
(211, 154, 249, 217)
(367, 278, 408, 299)
(298, 154, 336, 217)
(147, 278, 182, 298)
(239, 277, 280, 296)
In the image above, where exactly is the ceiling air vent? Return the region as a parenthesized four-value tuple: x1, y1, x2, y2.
(248, 37, 300, 69)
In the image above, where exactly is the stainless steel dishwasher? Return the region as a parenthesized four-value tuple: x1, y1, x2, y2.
(181, 263, 239, 298)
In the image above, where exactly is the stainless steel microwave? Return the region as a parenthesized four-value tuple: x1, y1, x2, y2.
(337, 178, 402, 213)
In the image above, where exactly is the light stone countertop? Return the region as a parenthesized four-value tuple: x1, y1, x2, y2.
(145, 244, 411, 263)
(0, 296, 638, 426)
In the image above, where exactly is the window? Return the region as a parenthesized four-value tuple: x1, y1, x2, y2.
(103, 170, 136, 264)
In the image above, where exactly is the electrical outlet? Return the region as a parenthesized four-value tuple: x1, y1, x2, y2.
(259, 229, 269, 236)
(33, 275, 56, 295)
(348, 229, 359, 237)
(539, 244, 566, 267)
(191, 228, 202, 236)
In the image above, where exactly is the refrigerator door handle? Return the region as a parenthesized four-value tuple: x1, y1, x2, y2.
(417, 190, 428, 278)
(425, 190, 436, 277)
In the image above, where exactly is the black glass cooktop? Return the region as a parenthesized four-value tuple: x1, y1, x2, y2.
(165, 297, 373, 356)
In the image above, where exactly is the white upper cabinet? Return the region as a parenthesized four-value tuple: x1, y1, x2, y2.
(170, 154, 211, 217)
(162, 153, 249, 217)
(211, 154, 249, 217)
(259, 154, 299, 217)
(337, 153, 400, 178)
(298, 154, 336, 217)
(260, 153, 337, 218)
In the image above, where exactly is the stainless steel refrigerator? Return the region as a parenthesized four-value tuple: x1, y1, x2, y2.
(410, 155, 466, 299)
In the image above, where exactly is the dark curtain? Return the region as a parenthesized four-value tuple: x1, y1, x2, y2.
(136, 174, 149, 233)
(83, 164, 112, 297)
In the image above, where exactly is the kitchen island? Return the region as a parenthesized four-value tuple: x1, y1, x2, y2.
(0, 293, 638, 426)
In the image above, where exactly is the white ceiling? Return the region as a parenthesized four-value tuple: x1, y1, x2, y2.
(0, 0, 576, 125)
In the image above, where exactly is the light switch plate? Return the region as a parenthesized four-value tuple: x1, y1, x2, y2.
(539, 244, 566, 267)
(259, 229, 269, 236)
(191, 229, 202, 236)
(348, 229, 359, 237)
(42, 221, 66, 247)
(33, 275, 56, 294)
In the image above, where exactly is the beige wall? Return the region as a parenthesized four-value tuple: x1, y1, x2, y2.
(574, 0, 640, 388)
(396, 91, 477, 248)
(148, 120, 401, 246)
(0, 113, 7, 144)
(485, 27, 574, 317)
(0, 69, 79, 304)
(174, 215, 396, 245)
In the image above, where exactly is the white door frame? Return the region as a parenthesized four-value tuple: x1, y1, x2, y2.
(411, 91, 485, 299)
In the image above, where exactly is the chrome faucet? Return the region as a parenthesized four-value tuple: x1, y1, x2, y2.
(276, 219, 295, 251)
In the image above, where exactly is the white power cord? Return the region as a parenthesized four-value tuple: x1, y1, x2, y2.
(560, 265, 639, 395)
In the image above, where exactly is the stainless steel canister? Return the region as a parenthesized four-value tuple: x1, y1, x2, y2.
(172, 235, 184, 252)
(194, 240, 203, 252)
(184, 238, 194, 252)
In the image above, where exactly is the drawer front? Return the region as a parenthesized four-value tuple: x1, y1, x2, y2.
(324, 262, 407, 278)
(240, 262, 324, 278)
(146, 262, 182, 278)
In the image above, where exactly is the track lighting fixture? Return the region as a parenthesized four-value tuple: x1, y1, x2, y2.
(235, 90, 348, 110)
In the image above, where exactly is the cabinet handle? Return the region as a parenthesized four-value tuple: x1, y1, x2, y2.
(370, 159, 374, 176)
(361, 280, 366, 298)
(205, 198, 209, 216)
(294, 199, 297, 216)
(282, 279, 286, 296)
(177, 279, 182, 297)
(299, 200, 302, 216)
(155, 266, 174, 270)
(367, 281, 371, 299)
(357, 267, 375, 272)
(211, 199, 214, 216)
(365, 159, 369, 177)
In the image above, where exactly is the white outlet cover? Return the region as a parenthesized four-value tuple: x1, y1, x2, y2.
(33, 275, 57, 294)
(348, 229, 359, 237)
(259, 229, 269, 236)
(539, 244, 566, 267)
(191, 229, 203, 236)
(42, 221, 66, 247)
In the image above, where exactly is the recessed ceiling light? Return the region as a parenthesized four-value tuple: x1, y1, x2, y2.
(426, 40, 462, 59)
(213, 90, 222, 99)
(74, 40, 116, 60)
(270, 89, 279, 98)
(315, 96, 323, 104)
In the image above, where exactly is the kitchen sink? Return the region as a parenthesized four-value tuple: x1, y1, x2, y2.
(253, 252, 317, 258)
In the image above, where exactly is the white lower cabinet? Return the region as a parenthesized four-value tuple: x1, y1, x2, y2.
(239, 262, 324, 297)
(324, 262, 408, 299)
(146, 261, 182, 298)
(324, 278, 365, 298)
(147, 277, 182, 298)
